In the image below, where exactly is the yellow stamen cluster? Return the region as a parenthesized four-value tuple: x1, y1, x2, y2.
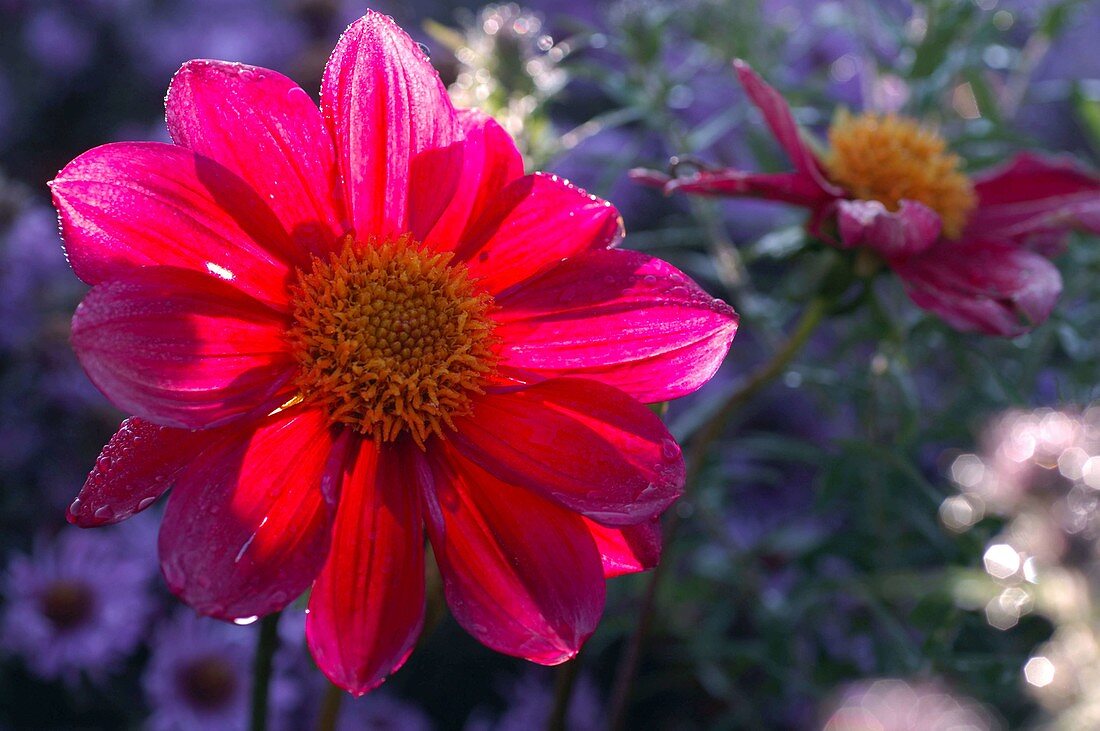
(287, 235, 497, 447)
(826, 111, 976, 239)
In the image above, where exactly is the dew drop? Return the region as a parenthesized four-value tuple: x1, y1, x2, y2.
(287, 86, 310, 102)
(69, 497, 83, 515)
(643, 274, 657, 285)
(137, 496, 157, 511)
(661, 438, 679, 459)
(93, 505, 114, 521)
(233, 615, 260, 626)
(162, 558, 185, 588)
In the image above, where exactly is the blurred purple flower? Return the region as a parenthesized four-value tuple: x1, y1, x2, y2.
(0, 203, 73, 352)
(143, 610, 299, 731)
(0, 528, 155, 685)
(23, 5, 96, 76)
(0, 68, 12, 147)
(336, 692, 436, 731)
(122, 0, 308, 80)
(464, 670, 604, 731)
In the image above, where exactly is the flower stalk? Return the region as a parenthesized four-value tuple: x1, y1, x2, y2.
(604, 295, 830, 730)
(249, 611, 281, 731)
(315, 681, 344, 731)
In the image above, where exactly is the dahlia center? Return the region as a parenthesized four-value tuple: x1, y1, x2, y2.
(288, 235, 497, 446)
(39, 580, 95, 631)
(825, 111, 976, 239)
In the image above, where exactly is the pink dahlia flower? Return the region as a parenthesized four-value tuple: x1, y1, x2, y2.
(50, 12, 738, 694)
(634, 61, 1100, 337)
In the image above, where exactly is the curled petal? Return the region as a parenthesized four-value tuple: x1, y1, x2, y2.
(71, 266, 296, 430)
(307, 439, 424, 696)
(836, 199, 942, 259)
(628, 167, 672, 189)
(893, 238, 1063, 337)
(664, 169, 837, 207)
(166, 60, 346, 260)
(68, 418, 227, 527)
(420, 445, 604, 664)
(732, 60, 843, 197)
(968, 152, 1100, 250)
(584, 518, 662, 578)
(50, 141, 293, 309)
(450, 378, 685, 525)
(494, 248, 738, 402)
(455, 173, 624, 295)
(322, 10, 458, 239)
(158, 408, 338, 620)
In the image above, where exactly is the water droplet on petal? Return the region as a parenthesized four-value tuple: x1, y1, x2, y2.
(661, 438, 679, 459)
(69, 497, 83, 515)
(137, 496, 157, 511)
(287, 86, 311, 102)
(93, 505, 114, 521)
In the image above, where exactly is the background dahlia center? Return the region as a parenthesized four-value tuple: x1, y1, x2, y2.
(288, 236, 496, 445)
(825, 111, 976, 239)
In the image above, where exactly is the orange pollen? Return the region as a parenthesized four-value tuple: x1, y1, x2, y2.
(825, 111, 976, 239)
(287, 235, 497, 447)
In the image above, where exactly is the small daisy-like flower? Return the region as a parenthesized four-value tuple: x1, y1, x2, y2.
(335, 692, 435, 731)
(0, 529, 154, 685)
(464, 670, 604, 731)
(635, 61, 1100, 337)
(51, 12, 737, 694)
(143, 611, 298, 731)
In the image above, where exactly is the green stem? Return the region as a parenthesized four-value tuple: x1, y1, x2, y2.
(545, 657, 581, 731)
(604, 296, 829, 731)
(315, 681, 345, 731)
(249, 612, 282, 731)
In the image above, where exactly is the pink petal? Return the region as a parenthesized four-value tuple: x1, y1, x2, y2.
(836, 199, 942, 259)
(50, 141, 294, 309)
(732, 60, 843, 197)
(321, 11, 458, 240)
(968, 152, 1100, 247)
(306, 439, 424, 696)
(166, 60, 346, 260)
(454, 173, 624, 294)
(661, 169, 837, 207)
(450, 378, 685, 525)
(71, 266, 296, 430)
(420, 445, 604, 664)
(584, 518, 662, 578)
(68, 418, 227, 527)
(893, 238, 1063, 337)
(158, 408, 338, 620)
(418, 110, 525, 250)
(494, 248, 738, 402)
